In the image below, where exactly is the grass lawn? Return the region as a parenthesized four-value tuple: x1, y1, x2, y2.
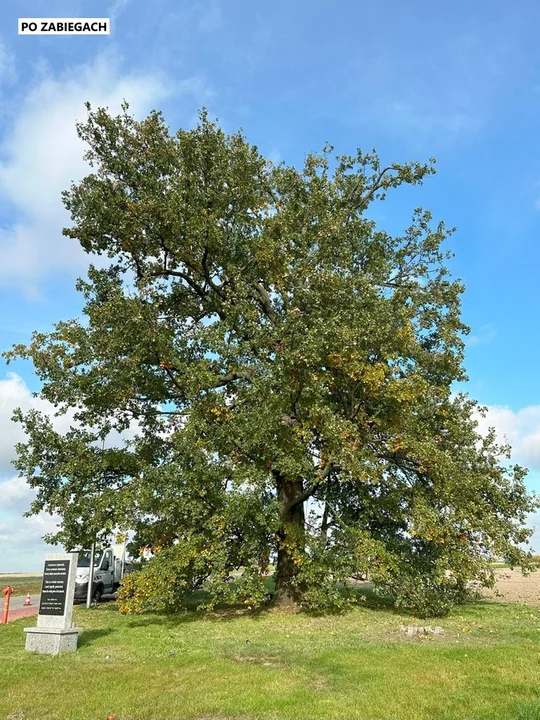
(1, 575, 43, 597)
(2, 592, 540, 720)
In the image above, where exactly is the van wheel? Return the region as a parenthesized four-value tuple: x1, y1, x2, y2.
(93, 587, 103, 603)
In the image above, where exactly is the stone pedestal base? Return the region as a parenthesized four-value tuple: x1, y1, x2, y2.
(24, 626, 81, 654)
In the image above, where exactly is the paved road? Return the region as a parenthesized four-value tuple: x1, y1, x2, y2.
(10, 594, 40, 611)
(6, 591, 116, 623)
(5, 594, 40, 622)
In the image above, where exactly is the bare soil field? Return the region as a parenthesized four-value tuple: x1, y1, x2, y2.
(480, 568, 540, 605)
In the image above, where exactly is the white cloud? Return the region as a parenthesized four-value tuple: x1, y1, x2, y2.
(0, 373, 72, 570)
(0, 475, 34, 511)
(0, 371, 143, 571)
(0, 372, 77, 475)
(0, 475, 61, 572)
(0, 370, 144, 472)
(0, 500, 62, 572)
(0, 52, 205, 294)
(465, 402, 540, 553)
(0, 52, 168, 294)
(474, 404, 540, 473)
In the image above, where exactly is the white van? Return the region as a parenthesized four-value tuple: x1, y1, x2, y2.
(74, 543, 132, 602)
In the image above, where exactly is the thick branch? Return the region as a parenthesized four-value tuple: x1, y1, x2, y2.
(200, 244, 227, 300)
(153, 267, 226, 320)
(253, 282, 278, 324)
(286, 461, 335, 513)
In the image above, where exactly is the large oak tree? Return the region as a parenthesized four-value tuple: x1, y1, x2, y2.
(6, 105, 537, 615)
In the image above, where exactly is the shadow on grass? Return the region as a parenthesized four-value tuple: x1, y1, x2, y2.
(352, 586, 511, 619)
(123, 580, 278, 629)
(115, 580, 495, 630)
(78, 628, 116, 648)
(124, 586, 395, 630)
(125, 603, 273, 630)
(353, 587, 396, 611)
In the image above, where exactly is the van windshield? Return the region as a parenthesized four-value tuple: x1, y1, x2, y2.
(77, 551, 102, 568)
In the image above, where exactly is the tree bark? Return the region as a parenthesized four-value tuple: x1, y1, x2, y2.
(273, 476, 306, 608)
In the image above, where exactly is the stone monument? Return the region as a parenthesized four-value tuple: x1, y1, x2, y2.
(24, 552, 82, 654)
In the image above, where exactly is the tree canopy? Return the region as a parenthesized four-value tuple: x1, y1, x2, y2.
(5, 104, 537, 616)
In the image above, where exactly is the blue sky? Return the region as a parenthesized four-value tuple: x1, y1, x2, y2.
(1, 0, 540, 571)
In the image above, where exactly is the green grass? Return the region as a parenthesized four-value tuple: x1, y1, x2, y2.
(1, 593, 540, 720)
(0, 575, 42, 597)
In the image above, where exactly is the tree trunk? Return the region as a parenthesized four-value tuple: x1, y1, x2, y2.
(274, 476, 306, 608)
